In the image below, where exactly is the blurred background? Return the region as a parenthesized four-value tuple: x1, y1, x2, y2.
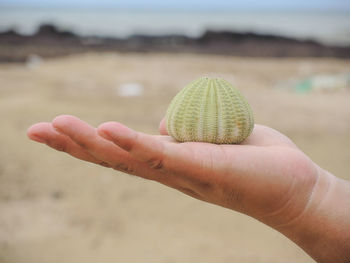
(0, 1, 349, 262)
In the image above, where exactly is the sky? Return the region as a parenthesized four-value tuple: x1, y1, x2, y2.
(1, 0, 350, 11)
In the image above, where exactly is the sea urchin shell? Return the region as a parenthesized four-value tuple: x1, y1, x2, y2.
(166, 77, 254, 144)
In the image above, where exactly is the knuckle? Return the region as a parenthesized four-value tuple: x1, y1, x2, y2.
(222, 186, 244, 210)
(146, 157, 164, 170)
(113, 163, 134, 174)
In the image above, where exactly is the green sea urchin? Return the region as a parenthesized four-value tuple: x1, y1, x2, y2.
(166, 77, 254, 144)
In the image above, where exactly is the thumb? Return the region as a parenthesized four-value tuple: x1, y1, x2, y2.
(158, 117, 168, 135)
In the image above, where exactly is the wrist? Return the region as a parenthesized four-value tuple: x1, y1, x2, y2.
(277, 167, 350, 263)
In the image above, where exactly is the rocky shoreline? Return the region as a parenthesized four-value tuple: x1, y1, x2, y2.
(1, 24, 349, 62)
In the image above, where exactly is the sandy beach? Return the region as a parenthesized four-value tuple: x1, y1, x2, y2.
(0, 52, 349, 263)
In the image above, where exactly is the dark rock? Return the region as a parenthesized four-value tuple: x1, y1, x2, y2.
(0, 23, 349, 63)
(36, 24, 75, 38)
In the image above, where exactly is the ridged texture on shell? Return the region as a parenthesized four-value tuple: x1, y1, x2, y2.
(166, 77, 254, 144)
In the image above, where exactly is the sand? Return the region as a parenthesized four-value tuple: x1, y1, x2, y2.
(0, 53, 349, 263)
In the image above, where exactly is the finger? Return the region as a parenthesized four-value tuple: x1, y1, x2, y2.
(98, 121, 213, 187)
(158, 117, 168, 135)
(97, 122, 215, 192)
(27, 122, 104, 165)
(98, 121, 217, 177)
(52, 115, 141, 174)
(98, 122, 169, 170)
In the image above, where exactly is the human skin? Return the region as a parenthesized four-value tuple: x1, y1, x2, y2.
(27, 115, 350, 262)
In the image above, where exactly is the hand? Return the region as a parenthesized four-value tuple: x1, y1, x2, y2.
(27, 115, 350, 263)
(27, 115, 317, 224)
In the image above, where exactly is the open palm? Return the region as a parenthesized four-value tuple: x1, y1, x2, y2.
(27, 115, 319, 228)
